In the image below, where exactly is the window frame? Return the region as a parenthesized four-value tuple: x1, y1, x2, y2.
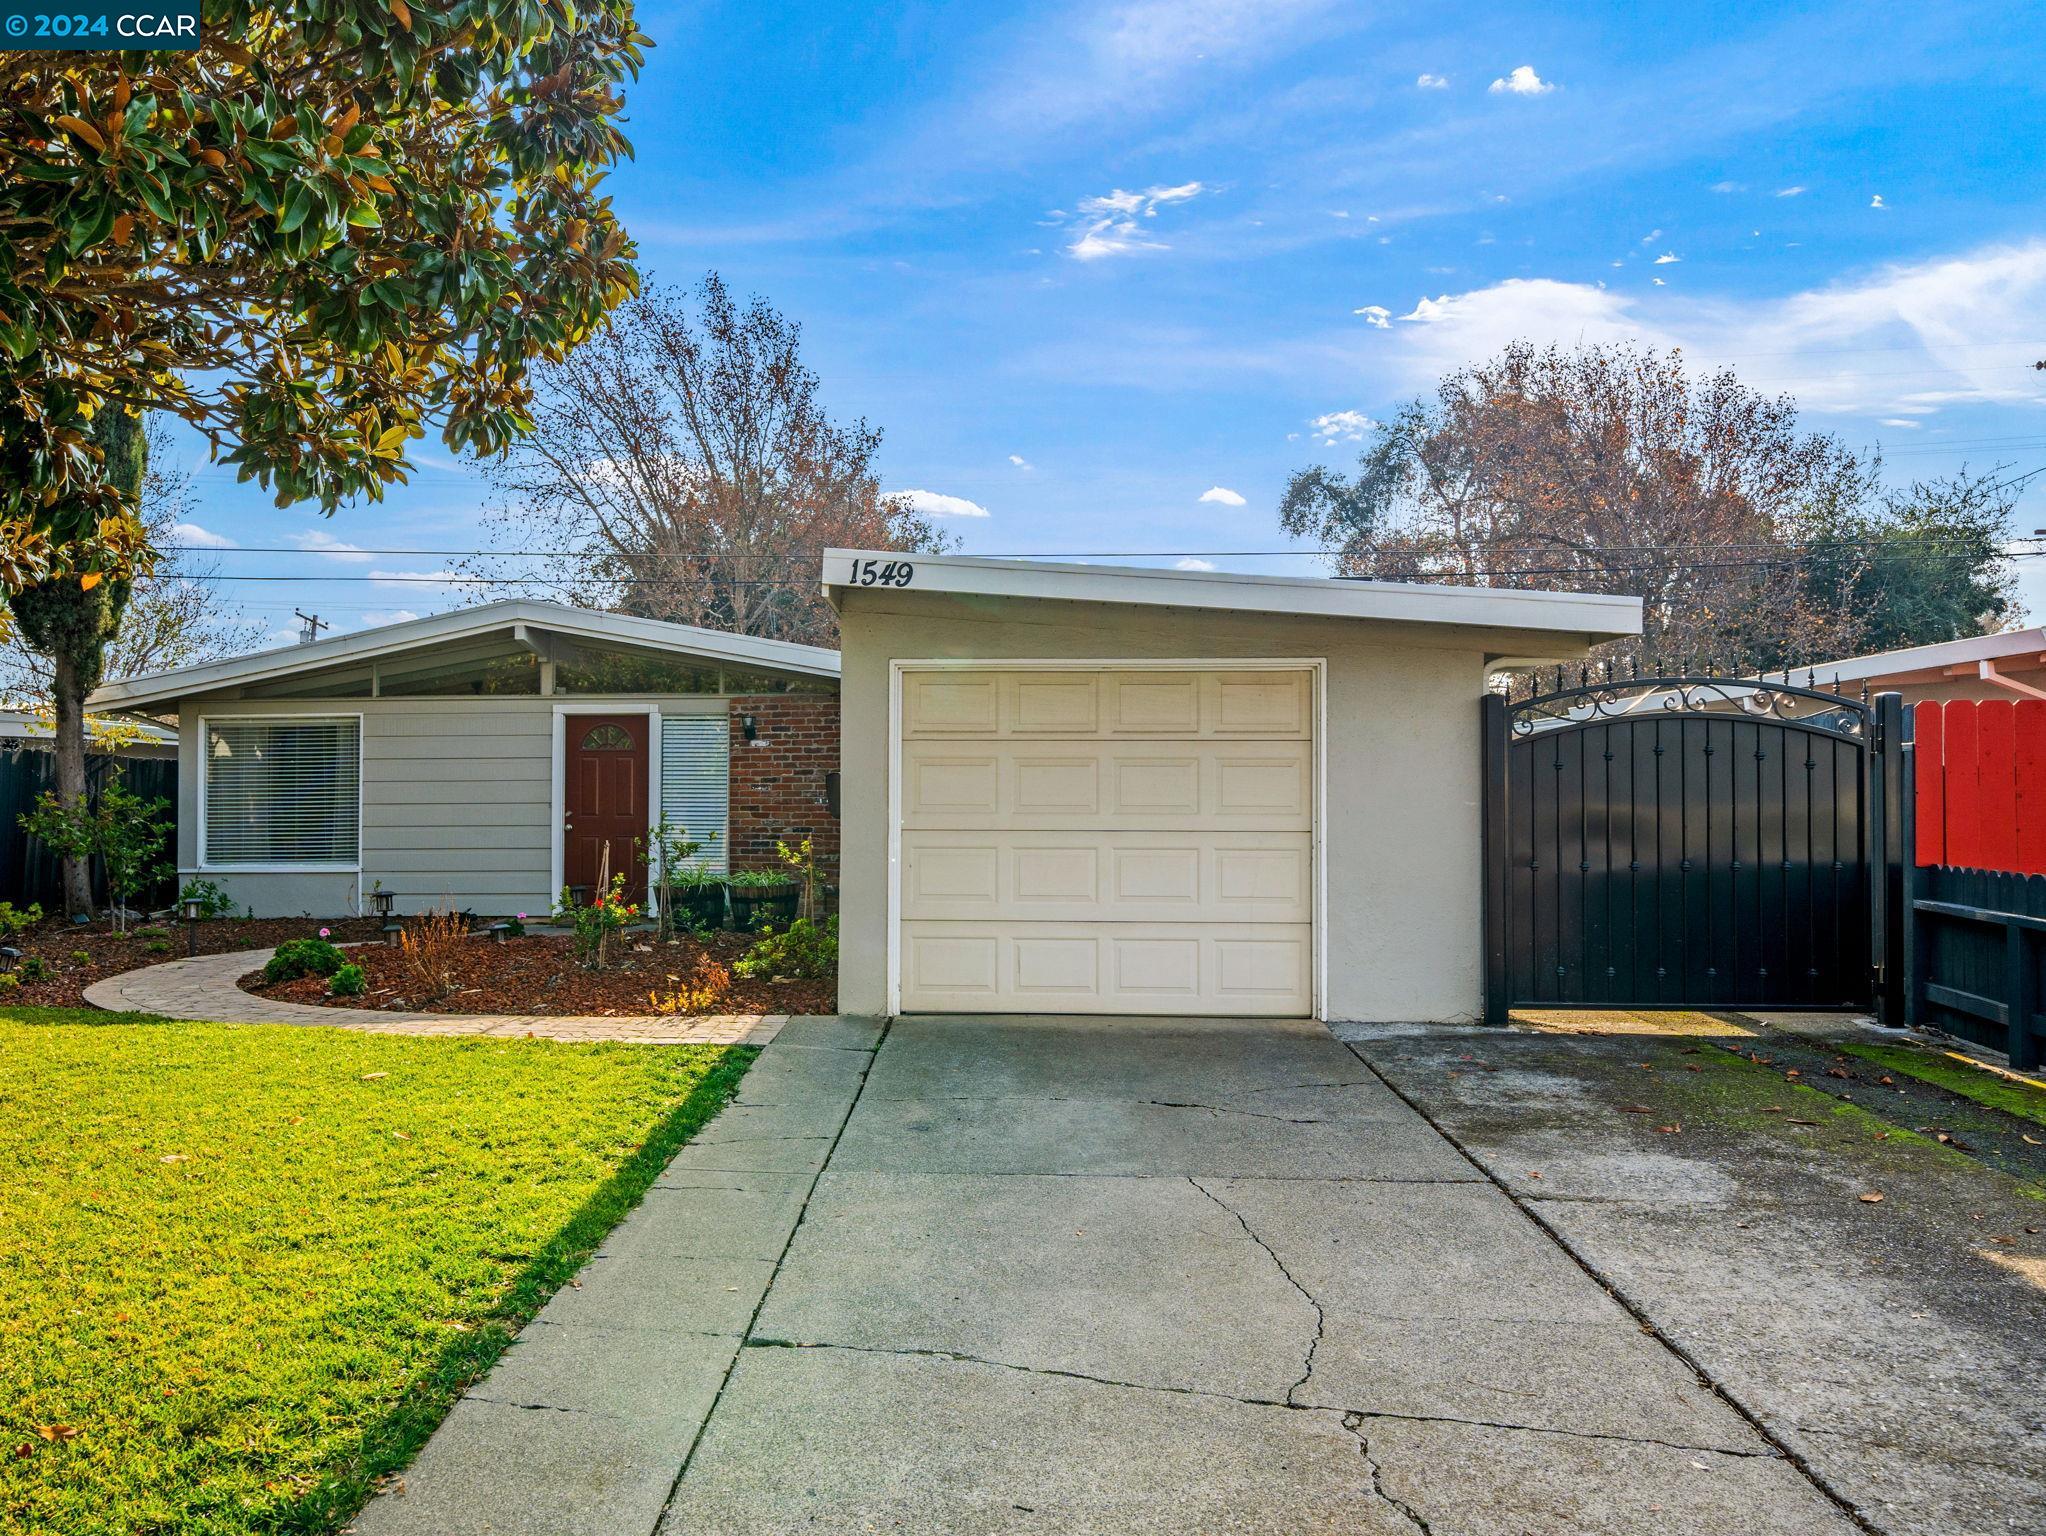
(197, 712, 366, 873)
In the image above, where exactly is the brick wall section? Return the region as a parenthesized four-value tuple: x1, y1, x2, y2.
(727, 696, 840, 897)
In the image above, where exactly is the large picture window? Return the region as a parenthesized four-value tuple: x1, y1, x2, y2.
(204, 717, 361, 866)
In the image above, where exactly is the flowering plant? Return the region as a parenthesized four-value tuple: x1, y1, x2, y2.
(553, 875, 637, 968)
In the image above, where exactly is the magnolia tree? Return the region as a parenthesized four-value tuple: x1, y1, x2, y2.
(0, 0, 648, 586)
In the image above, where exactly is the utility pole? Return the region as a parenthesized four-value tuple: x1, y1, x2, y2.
(294, 609, 328, 645)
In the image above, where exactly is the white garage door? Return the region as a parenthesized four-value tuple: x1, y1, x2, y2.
(896, 666, 1316, 1016)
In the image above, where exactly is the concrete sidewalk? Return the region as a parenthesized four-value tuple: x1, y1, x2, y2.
(355, 1013, 1877, 1535)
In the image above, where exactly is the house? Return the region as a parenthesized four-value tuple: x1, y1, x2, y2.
(824, 550, 1642, 1024)
(1788, 627, 2046, 706)
(83, 601, 840, 918)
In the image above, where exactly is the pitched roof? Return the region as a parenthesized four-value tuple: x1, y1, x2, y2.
(85, 599, 840, 712)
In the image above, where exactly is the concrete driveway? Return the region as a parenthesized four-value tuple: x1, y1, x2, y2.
(357, 1012, 1881, 1535)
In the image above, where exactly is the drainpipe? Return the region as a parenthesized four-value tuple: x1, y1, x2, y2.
(1977, 658, 2046, 702)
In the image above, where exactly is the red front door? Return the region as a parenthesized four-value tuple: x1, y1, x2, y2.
(564, 715, 648, 901)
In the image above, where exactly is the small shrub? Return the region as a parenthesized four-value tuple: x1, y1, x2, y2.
(553, 876, 636, 969)
(264, 937, 347, 984)
(69, 949, 91, 964)
(733, 916, 837, 981)
(15, 955, 51, 982)
(178, 878, 236, 919)
(329, 963, 368, 998)
(504, 914, 527, 938)
(0, 902, 43, 941)
(723, 869, 794, 889)
(0, 974, 17, 991)
(135, 925, 170, 941)
(145, 939, 171, 955)
(648, 956, 732, 1015)
(397, 909, 468, 1004)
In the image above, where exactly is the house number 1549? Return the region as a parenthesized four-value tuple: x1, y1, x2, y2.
(849, 559, 916, 587)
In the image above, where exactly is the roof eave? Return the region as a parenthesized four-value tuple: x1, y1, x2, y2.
(86, 599, 840, 711)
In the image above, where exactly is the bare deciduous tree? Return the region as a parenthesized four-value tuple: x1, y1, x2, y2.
(1282, 343, 1890, 670)
(480, 274, 951, 646)
(1, 424, 262, 712)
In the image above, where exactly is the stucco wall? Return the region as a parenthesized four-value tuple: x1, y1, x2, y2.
(835, 589, 1528, 1024)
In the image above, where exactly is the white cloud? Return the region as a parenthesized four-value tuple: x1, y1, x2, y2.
(369, 568, 486, 592)
(1653, 251, 1681, 265)
(357, 609, 424, 628)
(1310, 409, 1374, 443)
(1877, 418, 1921, 429)
(1376, 239, 2046, 418)
(1198, 486, 1247, 506)
(1354, 304, 1392, 328)
(1870, 193, 1887, 209)
(1008, 454, 1034, 470)
(896, 489, 991, 519)
(1775, 185, 1806, 197)
(1641, 229, 1662, 244)
(1489, 65, 1555, 96)
(1415, 72, 1448, 89)
(1652, 277, 1667, 286)
(1709, 180, 1745, 193)
(1174, 557, 1219, 571)
(290, 530, 374, 563)
(1063, 181, 1207, 260)
(169, 521, 236, 549)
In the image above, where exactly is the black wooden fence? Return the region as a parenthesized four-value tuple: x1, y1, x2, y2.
(0, 750, 179, 911)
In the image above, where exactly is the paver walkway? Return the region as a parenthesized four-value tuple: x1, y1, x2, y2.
(83, 947, 787, 1045)
(351, 1014, 1881, 1535)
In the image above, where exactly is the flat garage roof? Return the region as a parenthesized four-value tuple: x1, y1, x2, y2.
(823, 549, 1643, 644)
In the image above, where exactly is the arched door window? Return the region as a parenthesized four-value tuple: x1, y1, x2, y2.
(580, 723, 635, 751)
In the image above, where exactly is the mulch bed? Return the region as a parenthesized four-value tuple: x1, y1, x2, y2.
(244, 930, 836, 1017)
(0, 916, 387, 1010)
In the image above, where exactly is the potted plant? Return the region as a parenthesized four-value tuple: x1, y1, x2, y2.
(639, 818, 721, 940)
(668, 867, 727, 932)
(724, 869, 799, 929)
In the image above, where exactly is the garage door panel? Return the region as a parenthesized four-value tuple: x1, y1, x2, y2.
(897, 665, 1316, 1018)
(901, 739, 1311, 830)
(903, 669, 1312, 740)
(900, 922, 1311, 1016)
(902, 831, 1311, 923)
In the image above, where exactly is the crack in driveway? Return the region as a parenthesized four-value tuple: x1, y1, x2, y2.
(738, 1335, 1779, 1457)
(1186, 1176, 1325, 1402)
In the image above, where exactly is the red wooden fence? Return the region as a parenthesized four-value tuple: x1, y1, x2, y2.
(1914, 698, 2046, 873)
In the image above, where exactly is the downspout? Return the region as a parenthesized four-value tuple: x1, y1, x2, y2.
(1979, 659, 2046, 702)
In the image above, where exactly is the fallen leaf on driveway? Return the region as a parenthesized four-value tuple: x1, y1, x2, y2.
(1656, 1124, 1682, 1134)
(2023, 1134, 2043, 1146)
(1860, 1193, 1885, 1203)
(35, 1425, 75, 1442)
(1761, 1105, 1783, 1113)
(1879, 1075, 1895, 1085)
(1826, 1068, 1851, 1079)
(1788, 1118, 1821, 1125)
(1619, 1104, 1653, 1114)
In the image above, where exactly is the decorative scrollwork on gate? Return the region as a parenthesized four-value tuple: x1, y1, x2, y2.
(1505, 674, 1870, 742)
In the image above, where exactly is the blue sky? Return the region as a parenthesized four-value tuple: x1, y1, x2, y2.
(161, 0, 2046, 644)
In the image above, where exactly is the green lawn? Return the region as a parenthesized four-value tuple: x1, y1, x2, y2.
(0, 1008, 753, 1536)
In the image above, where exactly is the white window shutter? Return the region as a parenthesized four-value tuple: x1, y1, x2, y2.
(204, 718, 360, 865)
(659, 715, 729, 872)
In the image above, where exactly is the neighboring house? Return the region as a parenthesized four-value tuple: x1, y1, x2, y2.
(1789, 627, 2046, 706)
(83, 601, 840, 918)
(0, 709, 178, 760)
(824, 549, 1641, 1025)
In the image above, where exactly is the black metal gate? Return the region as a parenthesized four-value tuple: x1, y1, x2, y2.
(1481, 674, 1904, 1024)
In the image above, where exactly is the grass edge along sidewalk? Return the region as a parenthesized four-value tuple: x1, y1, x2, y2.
(0, 1007, 755, 1536)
